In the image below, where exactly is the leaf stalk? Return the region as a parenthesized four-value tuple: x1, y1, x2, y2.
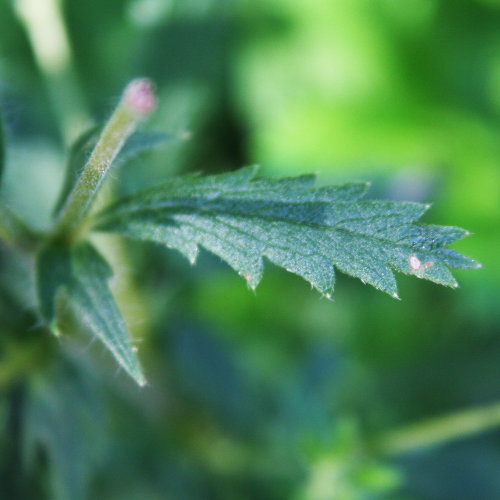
(371, 400, 500, 456)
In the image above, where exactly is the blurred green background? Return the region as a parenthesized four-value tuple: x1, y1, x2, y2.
(1, 0, 499, 499)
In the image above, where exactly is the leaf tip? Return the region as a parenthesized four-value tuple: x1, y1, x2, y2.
(391, 292, 401, 300)
(180, 246, 198, 265)
(249, 164, 261, 177)
(52, 325, 62, 337)
(129, 363, 147, 386)
(241, 272, 259, 292)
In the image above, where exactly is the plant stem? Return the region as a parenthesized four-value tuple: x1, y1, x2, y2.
(0, 203, 38, 250)
(372, 401, 500, 456)
(52, 79, 156, 242)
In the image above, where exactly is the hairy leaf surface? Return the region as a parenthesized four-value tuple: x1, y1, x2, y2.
(37, 242, 145, 385)
(95, 166, 479, 298)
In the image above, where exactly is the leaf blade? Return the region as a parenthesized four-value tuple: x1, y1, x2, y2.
(36, 242, 145, 385)
(0, 108, 5, 185)
(94, 167, 479, 297)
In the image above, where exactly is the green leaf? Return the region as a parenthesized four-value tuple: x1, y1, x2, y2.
(36, 242, 146, 385)
(95, 166, 480, 298)
(25, 385, 87, 500)
(53, 127, 171, 215)
(0, 109, 5, 185)
(119, 130, 172, 162)
(24, 363, 102, 500)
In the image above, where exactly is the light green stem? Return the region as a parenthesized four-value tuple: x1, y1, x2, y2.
(52, 79, 155, 242)
(373, 401, 500, 456)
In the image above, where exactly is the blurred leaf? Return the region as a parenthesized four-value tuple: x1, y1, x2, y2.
(0, 109, 4, 185)
(300, 419, 402, 500)
(171, 325, 255, 430)
(95, 166, 479, 298)
(119, 130, 172, 163)
(24, 361, 105, 500)
(36, 242, 145, 385)
(54, 127, 171, 215)
(25, 381, 87, 500)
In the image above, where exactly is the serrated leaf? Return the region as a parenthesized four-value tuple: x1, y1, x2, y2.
(54, 127, 172, 215)
(36, 242, 145, 385)
(94, 166, 480, 298)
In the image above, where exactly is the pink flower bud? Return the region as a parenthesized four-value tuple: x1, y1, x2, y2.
(124, 78, 156, 116)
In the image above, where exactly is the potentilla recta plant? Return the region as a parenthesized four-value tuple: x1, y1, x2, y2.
(0, 79, 480, 385)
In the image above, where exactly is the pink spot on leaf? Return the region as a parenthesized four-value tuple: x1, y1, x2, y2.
(408, 254, 422, 271)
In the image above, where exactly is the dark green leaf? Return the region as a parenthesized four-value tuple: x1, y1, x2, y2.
(0, 110, 4, 185)
(95, 167, 480, 298)
(54, 127, 171, 215)
(36, 242, 145, 385)
(119, 130, 171, 162)
(25, 383, 87, 500)
(24, 362, 103, 500)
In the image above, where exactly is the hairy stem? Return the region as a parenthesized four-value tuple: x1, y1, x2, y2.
(372, 401, 500, 456)
(52, 79, 156, 242)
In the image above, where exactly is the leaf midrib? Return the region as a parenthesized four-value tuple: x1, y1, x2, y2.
(101, 203, 432, 256)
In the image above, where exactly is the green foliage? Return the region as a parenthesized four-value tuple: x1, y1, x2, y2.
(2, 83, 478, 387)
(1, 1, 498, 499)
(299, 420, 402, 500)
(0, 109, 4, 185)
(37, 243, 145, 385)
(25, 377, 87, 500)
(95, 166, 478, 298)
